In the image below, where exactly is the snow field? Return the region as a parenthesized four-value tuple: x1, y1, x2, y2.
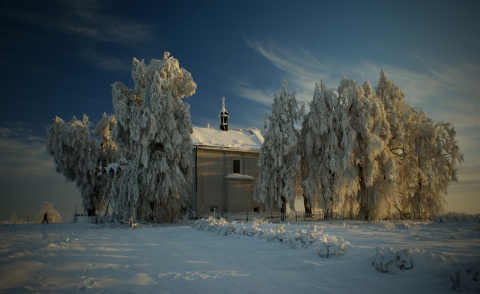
(0, 219, 479, 293)
(195, 217, 480, 293)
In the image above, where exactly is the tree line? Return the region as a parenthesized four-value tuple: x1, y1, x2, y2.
(255, 74, 463, 220)
(45, 53, 463, 222)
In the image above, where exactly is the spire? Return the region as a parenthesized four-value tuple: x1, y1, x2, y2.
(219, 96, 229, 131)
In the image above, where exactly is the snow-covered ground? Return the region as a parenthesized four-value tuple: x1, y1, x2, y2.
(1, 217, 479, 293)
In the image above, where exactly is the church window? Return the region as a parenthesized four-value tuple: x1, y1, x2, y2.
(233, 160, 241, 174)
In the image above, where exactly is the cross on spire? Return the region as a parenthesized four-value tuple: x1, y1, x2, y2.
(220, 97, 229, 131)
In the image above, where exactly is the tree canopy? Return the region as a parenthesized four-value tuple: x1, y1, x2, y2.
(46, 52, 196, 222)
(257, 72, 463, 220)
(255, 81, 304, 213)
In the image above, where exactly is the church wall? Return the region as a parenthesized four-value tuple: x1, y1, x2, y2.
(191, 147, 262, 215)
(193, 148, 225, 214)
(225, 179, 252, 212)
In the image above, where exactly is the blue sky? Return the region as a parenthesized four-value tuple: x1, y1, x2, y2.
(1, 0, 479, 221)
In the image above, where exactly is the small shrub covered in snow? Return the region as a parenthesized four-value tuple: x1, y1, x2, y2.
(372, 247, 413, 274)
(371, 245, 480, 291)
(194, 218, 352, 258)
(380, 221, 419, 232)
(450, 260, 480, 293)
(316, 234, 352, 258)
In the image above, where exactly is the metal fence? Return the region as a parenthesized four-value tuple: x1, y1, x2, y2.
(195, 211, 350, 223)
(82, 210, 434, 225)
(74, 215, 97, 224)
(194, 210, 432, 223)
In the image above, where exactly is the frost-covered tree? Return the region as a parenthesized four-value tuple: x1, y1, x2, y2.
(302, 78, 361, 216)
(46, 52, 196, 223)
(111, 52, 196, 222)
(393, 109, 463, 217)
(301, 72, 461, 220)
(334, 78, 360, 213)
(374, 71, 413, 217)
(94, 112, 120, 167)
(375, 72, 463, 218)
(348, 81, 396, 220)
(302, 78, 358, 216)
(255, 80, 303, 214)
(35, 201, 62, 224)
(301, 81, 337, 213)
(5, 211, 27, 224)
(94, 113, 121, 215)
(45, 115, 100, 215)
(418, 120, 464, 215)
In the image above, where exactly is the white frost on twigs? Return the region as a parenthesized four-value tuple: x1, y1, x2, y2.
(194, 218, 351, 258)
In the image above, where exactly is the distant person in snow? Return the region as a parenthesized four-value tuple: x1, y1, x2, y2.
(42, 212, 48, 224)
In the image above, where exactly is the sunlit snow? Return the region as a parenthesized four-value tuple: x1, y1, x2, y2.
(1, 217, 479, 293)
(191, 127, 264, 150)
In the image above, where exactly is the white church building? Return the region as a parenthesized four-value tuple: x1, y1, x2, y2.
(188, 98, 265, 215)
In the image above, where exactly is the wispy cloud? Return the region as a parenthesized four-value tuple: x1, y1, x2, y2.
(80, 48, 131, 72)
(246, 39, 480, 124)
(2, 0, 154, 71)
(245, 39, 334, 100)
(234, 79, 274, 107)
(244, 39, 480, 209)
(60, 2, 154, 43)
(0, 123, 55, 177)
(4, 0, 154, 43)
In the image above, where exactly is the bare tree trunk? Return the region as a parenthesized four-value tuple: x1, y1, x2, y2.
(281, 196, 286, 221)
(303, 194, 312, 216)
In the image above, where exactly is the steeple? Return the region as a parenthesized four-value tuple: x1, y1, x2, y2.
(219, 97, 229, 131)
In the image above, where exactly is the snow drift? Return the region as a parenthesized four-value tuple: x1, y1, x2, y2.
(195, 217, 351, 257)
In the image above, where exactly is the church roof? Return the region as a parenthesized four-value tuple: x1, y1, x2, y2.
(191, 126, 264, 151)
